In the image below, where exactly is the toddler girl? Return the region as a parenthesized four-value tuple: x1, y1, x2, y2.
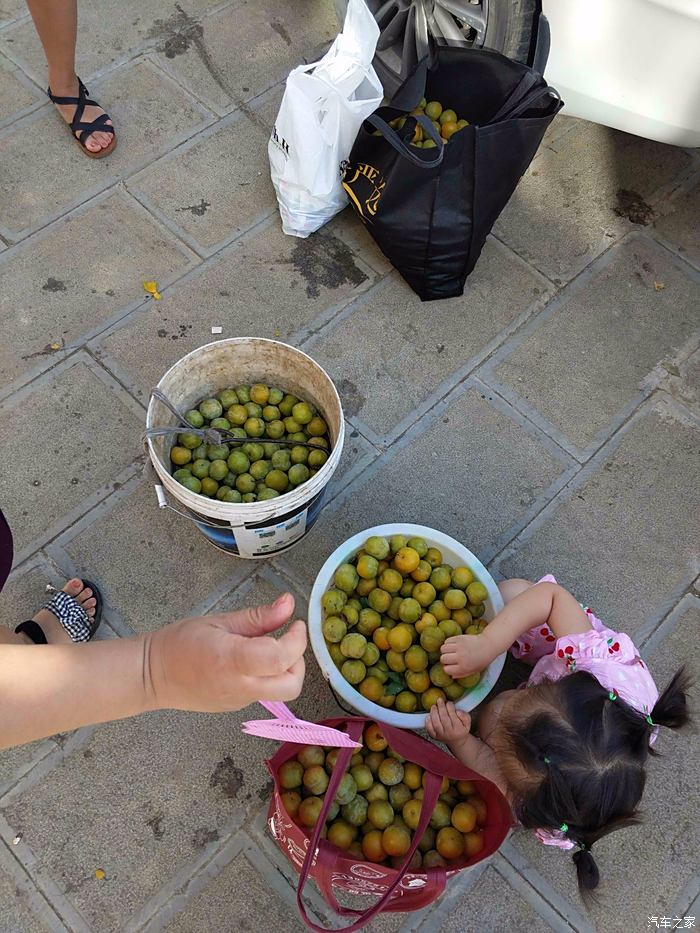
(428, 576, 690, 894)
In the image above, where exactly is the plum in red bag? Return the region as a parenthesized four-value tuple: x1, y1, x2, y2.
(267, 716, 513, 931)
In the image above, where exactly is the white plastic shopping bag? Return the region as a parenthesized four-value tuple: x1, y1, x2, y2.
(269, 0, 383, 238)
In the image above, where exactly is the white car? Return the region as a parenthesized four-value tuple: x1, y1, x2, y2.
(333, 0, 700, 147)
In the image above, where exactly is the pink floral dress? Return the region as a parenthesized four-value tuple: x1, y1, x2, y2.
(509, 575, 659, 849)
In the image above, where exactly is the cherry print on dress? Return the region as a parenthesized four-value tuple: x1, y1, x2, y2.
(557, 645, 576, 670)
(607, 639, 620, 655)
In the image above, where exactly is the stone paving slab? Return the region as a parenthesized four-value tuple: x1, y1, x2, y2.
(0, 356, 144, 556)
(0, 59, 210, 240)
(657, 347, 700, 417)
(93, 218, 374, 399)
(0, 739, 56, 802)
(60, 478, 252, 634)
(0, 864, 52, 933)
(654, 174, 700, 267)
(0, 0, 27, 26)
(0, 0, 233, 81)
(491, 235, 700, 452)
(306, 239, 551, 440)
(280, 385, 570, 587)
(434, 864, 557, 933)
(1, 709, 247, 932)
(494, 120, 694, 283)
(0, 191, 196, 390)
(152, 0, 337, 114)
(0, 56, 40, 127)
(129, 109, 278, 255)
(509, 596, 700, 930)
(497, 397, 700, 637)
(157, 844, 308, 933)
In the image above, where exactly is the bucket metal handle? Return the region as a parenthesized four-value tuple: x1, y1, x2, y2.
(153, 483, 246, 530)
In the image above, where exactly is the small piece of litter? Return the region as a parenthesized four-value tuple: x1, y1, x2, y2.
(653, 281, 665, 291)
(49, 342, 62, 351)
(12, 834, 22, 845)
(211, 326, 223, 334)
(143, 281, 162, 300)
(94, 869, 106, 880)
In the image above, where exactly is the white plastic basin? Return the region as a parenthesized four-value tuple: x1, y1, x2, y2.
(309, 523, 506, 728)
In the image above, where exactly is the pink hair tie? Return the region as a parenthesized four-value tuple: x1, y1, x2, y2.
(535, 826, 576, 850)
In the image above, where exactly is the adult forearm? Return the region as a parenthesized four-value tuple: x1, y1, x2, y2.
(0, 637, 154, 750)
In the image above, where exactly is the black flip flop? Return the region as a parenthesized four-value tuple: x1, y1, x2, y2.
(15, 579, 103, 645)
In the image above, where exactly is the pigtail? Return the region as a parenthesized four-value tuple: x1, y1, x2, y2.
(650, 667, 691, 731)
(567, 815, 641, 897)
(572, 847, 599, 894)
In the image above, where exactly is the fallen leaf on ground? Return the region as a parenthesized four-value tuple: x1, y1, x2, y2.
(653, 281, 665, 291)
(143, 281, 162, 300)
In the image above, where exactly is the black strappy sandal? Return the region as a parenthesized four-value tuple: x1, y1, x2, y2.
(47, 79, 116, 159)
(15, 580, 103, 645)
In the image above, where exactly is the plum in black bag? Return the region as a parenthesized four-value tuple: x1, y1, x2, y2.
(342, 47, 563, 301)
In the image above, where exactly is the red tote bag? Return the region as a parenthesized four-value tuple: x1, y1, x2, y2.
(266, 717, 513, 931)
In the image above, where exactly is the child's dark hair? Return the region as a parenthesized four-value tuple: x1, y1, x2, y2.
(495, 667, 691, 898)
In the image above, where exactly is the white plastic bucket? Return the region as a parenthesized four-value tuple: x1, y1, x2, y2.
(146, 338, 344, 558)
(309, 523, 506, 728)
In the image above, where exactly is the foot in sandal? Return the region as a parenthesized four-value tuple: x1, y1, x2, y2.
(15, 578, 103, 645)
(48, 76, 116, 157)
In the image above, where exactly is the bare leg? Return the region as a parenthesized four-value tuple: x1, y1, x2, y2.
(498, 578, 532, 605)
(0, 579, 97, 646)
(25, 0, 114, 152)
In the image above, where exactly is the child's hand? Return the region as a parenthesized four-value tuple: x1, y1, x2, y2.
(426, 698, 472, 743)
(440, 633, 494, 678)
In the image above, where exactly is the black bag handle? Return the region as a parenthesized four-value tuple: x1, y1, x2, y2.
(486, 79, 560, 125)
(367, 113, 445, 168)
(388, 57, 429, 112)
(487, 71, 542, 124)
(500, 84, 561, 122)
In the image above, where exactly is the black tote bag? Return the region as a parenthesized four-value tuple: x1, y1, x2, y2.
(342, 47, 563, 301)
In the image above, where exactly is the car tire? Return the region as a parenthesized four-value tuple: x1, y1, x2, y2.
(333, 0, 538, 70)
(484, 0, 537, 62)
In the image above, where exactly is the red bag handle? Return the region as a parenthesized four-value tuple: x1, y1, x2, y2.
(295, 720, 446, 932)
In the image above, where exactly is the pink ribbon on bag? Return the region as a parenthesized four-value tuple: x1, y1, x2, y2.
(241, 701, 362, 748)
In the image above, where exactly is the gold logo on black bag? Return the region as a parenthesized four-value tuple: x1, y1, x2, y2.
(342, 162, 385, 222)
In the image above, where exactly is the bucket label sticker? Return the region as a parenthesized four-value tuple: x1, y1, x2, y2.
(233, 509, 308, 558)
